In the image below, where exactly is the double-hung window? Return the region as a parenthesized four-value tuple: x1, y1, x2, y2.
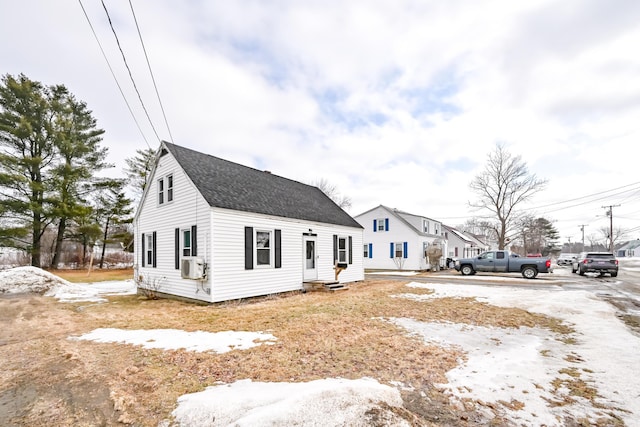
(146, 234, 154, 264)
(256, 230, 272, 266)
(395, 242, 404, 258)
(338, 237, 348, 263)
(423, 220, 429, 233)
(158, 178, 165, 205)
(182, 228, 192, 256)
(167, 174, 174, 202)
(377, 219, 386, 231)
(158, 174, 174, 205)
(363, 244, 369, 258)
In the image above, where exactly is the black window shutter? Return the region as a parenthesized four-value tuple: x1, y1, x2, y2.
(244, 227, 253, 270)
(191, 225, 198, 256)
(174, 228, 180, 269)
(348, 236, 353, 264)
(141, 233, 146, 267)
(274, 229, 282, 268)
(333, 235, 338, 263)
(152, 231, 157, 268)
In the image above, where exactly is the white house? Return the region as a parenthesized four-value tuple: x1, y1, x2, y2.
(442, 224, 489, 260)
(354, 205, 447, 271)
(134, 142, 364, 303)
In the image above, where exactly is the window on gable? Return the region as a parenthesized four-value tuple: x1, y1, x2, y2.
(158, 178, 165, 205)
(256, 230, 272, 266)
(338, 237, 348, 263)
(377, 219, 386, 231)
(167, 174, 174, 202)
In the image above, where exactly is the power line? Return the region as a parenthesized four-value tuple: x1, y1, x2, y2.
(532, 181, 640, 212)
(128, 0, 174, 143)
(100, 0, 162, 143)
(77, 0, 151, 148)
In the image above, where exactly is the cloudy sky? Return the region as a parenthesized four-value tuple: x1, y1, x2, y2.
(2, 0, 639, 245)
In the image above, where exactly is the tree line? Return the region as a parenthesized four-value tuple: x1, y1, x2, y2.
(0, 74, 135, 268)
(2, 74, 623, 268)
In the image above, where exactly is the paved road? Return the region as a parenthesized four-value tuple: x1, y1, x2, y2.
(366, 258, 640, 335)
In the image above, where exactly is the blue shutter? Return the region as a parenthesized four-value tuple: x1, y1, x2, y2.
(390, 242, 394, 258)
(385, 218, 389, 231)
(373, 219, 377, 232)
(403, 242, 408, 259)
(368, 243, 373, 259)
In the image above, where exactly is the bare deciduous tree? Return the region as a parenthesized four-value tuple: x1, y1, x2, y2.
(469, 143, 547, 249)
(311, 178, 352, 211)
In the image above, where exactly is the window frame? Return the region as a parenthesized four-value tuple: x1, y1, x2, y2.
(377, 218, 386, 231)
(394, 241, 404, 258)
(337, 236, 348, 263)
(146, 234, 154, 265)
(255, 229, 273, 267)
(182, 228, 192, 257)
(167, 174, 174, 202)
(158, 177, 165, 205)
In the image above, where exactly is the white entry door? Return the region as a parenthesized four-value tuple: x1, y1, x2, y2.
(303, 236, 317, 281)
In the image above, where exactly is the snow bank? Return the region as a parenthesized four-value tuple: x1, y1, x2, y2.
(170, 378, 409, 427)
(398, 282, 640, 426)
(71, 328, 276, 353)
(46, 280, 137, 302)
(0, 266, 71, 294)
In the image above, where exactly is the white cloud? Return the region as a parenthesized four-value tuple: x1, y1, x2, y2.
(1, 0, 639, 240)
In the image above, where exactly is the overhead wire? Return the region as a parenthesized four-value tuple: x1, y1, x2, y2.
(100, 0, 162, 143)
(77, 0, 151, 148)
(128, 0, 174, 143)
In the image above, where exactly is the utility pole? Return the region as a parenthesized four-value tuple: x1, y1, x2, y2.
(602, 205, 620, 252)
(579, 225, 587, 251)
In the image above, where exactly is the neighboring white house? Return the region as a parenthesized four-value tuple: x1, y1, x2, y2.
(134, 142, 364, 303)
(354, 205, 447, 271)
(442, 224, 489, 260)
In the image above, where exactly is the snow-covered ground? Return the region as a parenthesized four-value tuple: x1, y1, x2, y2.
(2, 264, 639, 425)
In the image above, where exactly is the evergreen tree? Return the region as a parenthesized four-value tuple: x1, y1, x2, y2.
(49, 85, 108, 267)
(0, 74, 58, 267)
(0, 74, 108, 267)
(123, 147, 155, 201)
(94, 179, 133, 268)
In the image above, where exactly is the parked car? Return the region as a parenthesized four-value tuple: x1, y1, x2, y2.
(454, 250, 552, 279)
(557, 253, 578, 266)
(571, 252, 618, 277)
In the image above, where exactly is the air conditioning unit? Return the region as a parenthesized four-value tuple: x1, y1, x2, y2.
(181, 257, 204, 279)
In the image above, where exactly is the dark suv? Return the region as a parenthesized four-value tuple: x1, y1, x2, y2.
(571, 252, 618, 277)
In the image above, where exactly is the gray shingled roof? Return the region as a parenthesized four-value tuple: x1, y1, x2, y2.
(163, 142, 362, 229)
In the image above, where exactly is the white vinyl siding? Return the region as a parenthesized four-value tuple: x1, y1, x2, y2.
(210, 208, 363, 303)
(135, 153, 211, 302)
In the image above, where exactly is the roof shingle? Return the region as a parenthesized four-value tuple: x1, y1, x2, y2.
(163, 142, 362, 229)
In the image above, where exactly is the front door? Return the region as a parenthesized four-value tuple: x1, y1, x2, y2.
(303, 236, 317, 281)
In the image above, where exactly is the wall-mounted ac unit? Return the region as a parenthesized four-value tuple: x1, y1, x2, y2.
(181, 257, 204, 279)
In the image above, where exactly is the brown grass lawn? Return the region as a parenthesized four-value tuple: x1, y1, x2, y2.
(47, 267, 134, 283)
(0, 277, 576, 426)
